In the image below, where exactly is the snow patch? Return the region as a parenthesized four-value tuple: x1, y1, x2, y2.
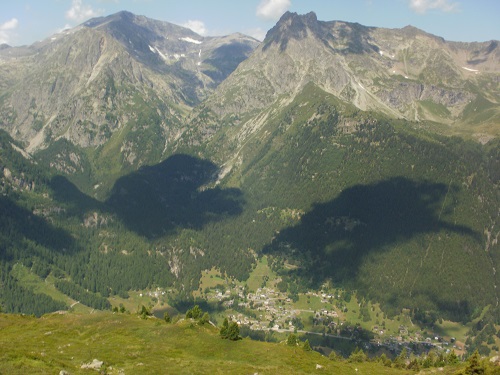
(180, 37, 202, 44)
(155, 47, 167, 61)
(462, 66, 479, 73)
(379, 51, 394, 59)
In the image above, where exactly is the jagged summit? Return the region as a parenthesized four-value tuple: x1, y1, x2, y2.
(263, 11, 326, 51)
(262, 11, 381, 55)
(278, 10, 318, 24)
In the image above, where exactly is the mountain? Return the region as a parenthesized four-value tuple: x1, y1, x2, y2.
(0, 10, 499, 340)
(189, 11, 499, 151)
(0, 11, 258, 194)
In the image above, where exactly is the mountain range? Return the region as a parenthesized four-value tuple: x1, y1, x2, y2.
(0, 9, 499, 343)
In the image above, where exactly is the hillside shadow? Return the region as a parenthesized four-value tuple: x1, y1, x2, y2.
(263, 177, 479, 287)
(0, 195, 77, 260)
(49, 154, 244, 240)
(50, 175, 103, 216)
(105, 154, 244, 239)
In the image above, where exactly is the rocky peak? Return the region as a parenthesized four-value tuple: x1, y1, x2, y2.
(263, 11, 326, 51)
(279, 11, 318, 25)
(83, 10, 135, 28)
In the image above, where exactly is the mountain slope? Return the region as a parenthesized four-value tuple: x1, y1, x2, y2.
(177, 78, 500, 321)
(0, 312, 443, 375)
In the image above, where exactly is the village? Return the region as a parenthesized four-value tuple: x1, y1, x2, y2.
(133, 259, 468, 358)
(199, 282, 463, 357)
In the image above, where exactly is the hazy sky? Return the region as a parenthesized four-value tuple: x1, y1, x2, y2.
(1, 0, 499, 46)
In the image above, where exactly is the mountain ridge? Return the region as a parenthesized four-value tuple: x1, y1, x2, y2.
(197, 11, 498, 135)
(0, 11, 259, 194)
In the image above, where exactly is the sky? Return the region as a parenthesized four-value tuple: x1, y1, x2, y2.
(1, 0, 499, 46)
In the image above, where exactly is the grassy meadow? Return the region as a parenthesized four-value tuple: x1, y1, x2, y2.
(0, 311, 426, 375)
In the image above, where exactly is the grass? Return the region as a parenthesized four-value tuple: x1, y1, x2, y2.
(294, 294, 326, 311)
(433, 320, 469, 343)
(11, 264, 72, 305)
(198, 267, 228, 291)
(246, 256, 278, 292)
(108, 291, 158, 314)
(0, 312, 418, 374)
(418, 100, 451, 120)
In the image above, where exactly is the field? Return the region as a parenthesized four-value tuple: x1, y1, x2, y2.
(0, 312, 425, 375)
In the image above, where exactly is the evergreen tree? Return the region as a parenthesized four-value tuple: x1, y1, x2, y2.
(227, 322, 240, 341)
(199, 312, 210, 325)
(164, 311, 171, 323)
(348, 347, 367, 363)
(139, 305, 150, 319)
(393, 347, 408, 368)
(379, 353, 392, 367)
(462, 350, 486, 375)
(406, 355, 420, 371)
(329, 351, 343, 362)
(303, 339, 312, 351)
(422, 350, 436, 368)
(186, 305, 203, 320)
(220, 318, 229, 339)
(446, 350, 459, 365)
(287, 333, 298, 346)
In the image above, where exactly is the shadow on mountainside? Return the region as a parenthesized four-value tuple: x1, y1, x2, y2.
(0, 195, 77, 260)
(51, 154, 244, 240)
(105, 154, 244, 239)
(262, 177, 479, 287)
